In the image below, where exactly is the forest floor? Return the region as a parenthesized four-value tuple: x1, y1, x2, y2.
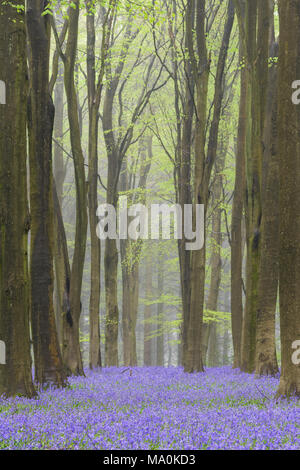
(0, 367, 299, 450)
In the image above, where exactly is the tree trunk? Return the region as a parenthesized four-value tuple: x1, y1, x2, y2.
(62, 0, 87, 375)
(276, 0, 300, 397)
(156, 251, 164, 367)
(103, 89, 120, 368)
(53, 53, 65, 347)
(240, 1, 270, 373)
(203, 137, 226, 365)
(144, 257, 153, 366)
(184, 0, 234, 373)
(255, 34, 279, 377)
(0, 0, 36, 398)
(177, 39, 193, 369)
(86, 2, 102, 369)
(231, 38, 246, 370)
(27, 0, 66, 387)
(208, 323, 218, 367)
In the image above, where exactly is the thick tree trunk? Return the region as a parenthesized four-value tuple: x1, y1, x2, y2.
(255, 36, 279, 377)
(0, 0, 36, 398)
(276, 0, 300, 397)
(240, 1, 270, 373)
(27, 0, 66, 387)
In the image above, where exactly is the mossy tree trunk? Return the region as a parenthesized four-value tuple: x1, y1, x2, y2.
(0, 0, 36, 398)
(120, 138, 152, 367)
(203, 134, 227, 366)
(237, 1, 270, 373)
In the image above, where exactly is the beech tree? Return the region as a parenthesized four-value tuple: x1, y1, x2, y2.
(184, 0, 234, 372)
(27, 0, 66, 387)
(0, 0, 35, 398)
(277, 0, 300, 397)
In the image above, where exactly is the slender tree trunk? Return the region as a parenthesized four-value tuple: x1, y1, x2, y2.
(184, 0, 234, 373)
(103, 89, 120, 367)
(203, 139, 226, 365)
(121, 136, 152, 366)
(223, 284, 230, 366)
(119, 162, 139, 367)
(86, 2, 101, 369)
(223, 325, 230, 366)
(104, 233, 119, 366)
(0, 0, 35, 398)
(53, 55, 65, 347)
(231, 40, 246, 370)
(177, 32, 193, 369)
(276, 0, 300, 397)
(62, 0, 87, 375)
(122, 261, 139, 366)
(144, 257, 153, 366)
(156, 251, 164, 367)
(202, 324, 210, 366)
(184, 0, 209, 373)
(208, 323, 218, 367)
(27, 0, 66, 387)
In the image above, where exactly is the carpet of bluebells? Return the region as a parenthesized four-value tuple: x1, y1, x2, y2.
(0, 366, 299, 450)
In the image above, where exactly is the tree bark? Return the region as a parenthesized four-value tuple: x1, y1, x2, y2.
(184, 0, 234, 373)
(276, 0, 300, 397)
(255, 33, 279, 377)
(0, 0, 36, 398)
(120, 137, 152, 366)
(240, 1, 270, 373)
(203, 138, 226, 365)
(27, 0, 66, 387)
(156, 250, 164, 367)
(144, 257, 153, 366)
(86, 1, 102, 369)
(231, 37, 246, 370)
(53, 54, 65, 347)
(61, 0, 87, 375)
